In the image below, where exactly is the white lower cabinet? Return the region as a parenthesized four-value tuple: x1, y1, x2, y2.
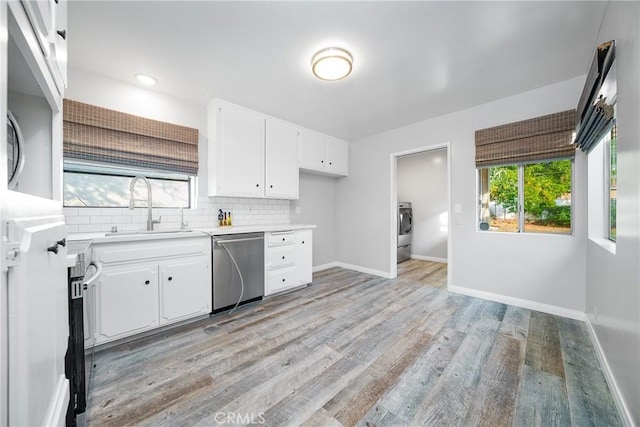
(97, 263, 159, 342)
(296, 229, 313, 285)
(93, 237, 212, 345)
(159, 256, 211, 324)
(264, 229, 313, 296)
(266, 267, 297, 295)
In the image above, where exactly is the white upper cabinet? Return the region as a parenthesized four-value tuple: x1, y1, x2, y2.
(208, 100, 266, 198)
(208, 99, 300, 200)
(265, 118, 299, 199)
(20, 0, 54, 57)
(208, 98, 347, 199)
(299, 129, 349, 177)
(326, 136, 349, 176)
(299, 129, 327, 171)
(18, 0, 68, 95)
(47, 0, 68, 92)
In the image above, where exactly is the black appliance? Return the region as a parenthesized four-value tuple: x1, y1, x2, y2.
(66, 240, 99, 427)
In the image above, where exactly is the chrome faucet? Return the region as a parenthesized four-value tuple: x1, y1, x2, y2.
(129, 176, 161, 231)
(180, 208, 189, 230)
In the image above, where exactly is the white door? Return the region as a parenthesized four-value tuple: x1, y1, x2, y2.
(159, 256, 211, 324)
(265, 118, 299, 199)
(6, 215, 69, 427)
(215, 103, 265, 197)
(96, 263, 159, 343)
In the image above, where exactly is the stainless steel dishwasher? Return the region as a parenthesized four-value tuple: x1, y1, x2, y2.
(212, 233, 265, 312)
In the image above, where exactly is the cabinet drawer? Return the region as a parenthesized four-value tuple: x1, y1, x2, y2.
(267, 245, 296, 269)
(267, 231, 295, 246)
(266, 267, 297, 294)
(94, 237, 210, 265)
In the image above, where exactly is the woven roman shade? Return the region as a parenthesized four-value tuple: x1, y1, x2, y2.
(63, 99, 199, 175)
(475, 109, 576, 168)
(574, 40, 616, 153)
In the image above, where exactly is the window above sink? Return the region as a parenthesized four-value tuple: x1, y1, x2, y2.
(63, 161, 195, 208)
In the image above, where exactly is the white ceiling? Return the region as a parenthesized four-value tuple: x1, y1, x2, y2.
(68, 1, 607, 141)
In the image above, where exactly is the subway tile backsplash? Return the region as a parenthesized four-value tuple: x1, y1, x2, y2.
(64, 196, 291, 234)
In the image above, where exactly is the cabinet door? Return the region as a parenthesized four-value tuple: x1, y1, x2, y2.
(299, 129, 327, 171)
(265, 118, 299, 199)
(21, 0, 54, 57)
(266, 267, 297, 295)
(96, 264, 159, 344)
(296, 229, 313, 285)
(214, 103, 265, 197)
(47, 0, 67, 92)
(6, 216, 68, 427)
(326, 137, 349, 176)
(159, 256, 211, 324)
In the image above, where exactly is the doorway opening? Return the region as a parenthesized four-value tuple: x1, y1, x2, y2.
(389, 144, 451, 288)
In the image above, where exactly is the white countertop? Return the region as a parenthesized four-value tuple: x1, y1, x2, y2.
(67, 223, 316, 244)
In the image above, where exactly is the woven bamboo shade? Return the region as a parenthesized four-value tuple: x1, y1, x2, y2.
(63, 99, 199, 175)
(475, 109, 576, 167)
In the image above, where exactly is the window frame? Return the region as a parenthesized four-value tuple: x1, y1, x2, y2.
(604, 126, 617, 242)
(477, 159, 575, 236)
(63, 160, 196, 209)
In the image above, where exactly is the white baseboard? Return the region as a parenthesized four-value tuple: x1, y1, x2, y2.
(333, 262, 394, 279)
(313, 261, 394, 279)
(585, 317, 635, 427)
(410, 254, 447, 263)
(312, 262, 339, 272)
(448, 284, 585, 321)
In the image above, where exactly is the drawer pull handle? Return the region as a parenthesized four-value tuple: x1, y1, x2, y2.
(282, 238, 285, 241)
(282, 278, 286, 282)
(282, 256, 285, 260)
(302, 241, 305, 244)
(145, 280, 150, 285)
(168, 276, 173, 281)
(57, 29, 67, 40)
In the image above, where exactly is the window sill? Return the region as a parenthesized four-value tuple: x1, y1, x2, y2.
(589, 237, 616, 255)
(477, 229, 574, 237)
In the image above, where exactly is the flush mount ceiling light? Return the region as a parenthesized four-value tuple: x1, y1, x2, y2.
(135, 73, 157, 86)
(311, 47, 353, 81)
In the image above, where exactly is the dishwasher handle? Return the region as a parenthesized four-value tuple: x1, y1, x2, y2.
(215, 236, 264, 245)
(83, 262, 103, 288)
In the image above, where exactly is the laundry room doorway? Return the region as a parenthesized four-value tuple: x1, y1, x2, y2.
(389, 144, 451, 284)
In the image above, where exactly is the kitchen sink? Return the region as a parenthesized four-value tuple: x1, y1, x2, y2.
(105, 229, 193, 236)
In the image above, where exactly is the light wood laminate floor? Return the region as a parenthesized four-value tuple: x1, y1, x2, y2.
(88, 260, 621, 426)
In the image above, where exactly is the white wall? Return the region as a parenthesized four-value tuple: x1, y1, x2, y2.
(336, 76, 587, 316)
(585, 2, 640, 424)
(397, 149, 448, 261)
(290, 172, 338, 268)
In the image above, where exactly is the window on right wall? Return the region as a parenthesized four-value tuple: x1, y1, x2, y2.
(605, 125, 617, 241)
(575, 40, 616, 246)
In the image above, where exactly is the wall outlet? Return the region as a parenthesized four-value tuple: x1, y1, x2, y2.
(295, 206, 301, 214)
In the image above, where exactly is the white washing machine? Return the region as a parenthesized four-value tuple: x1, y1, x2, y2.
(397, 202, 413, 263)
